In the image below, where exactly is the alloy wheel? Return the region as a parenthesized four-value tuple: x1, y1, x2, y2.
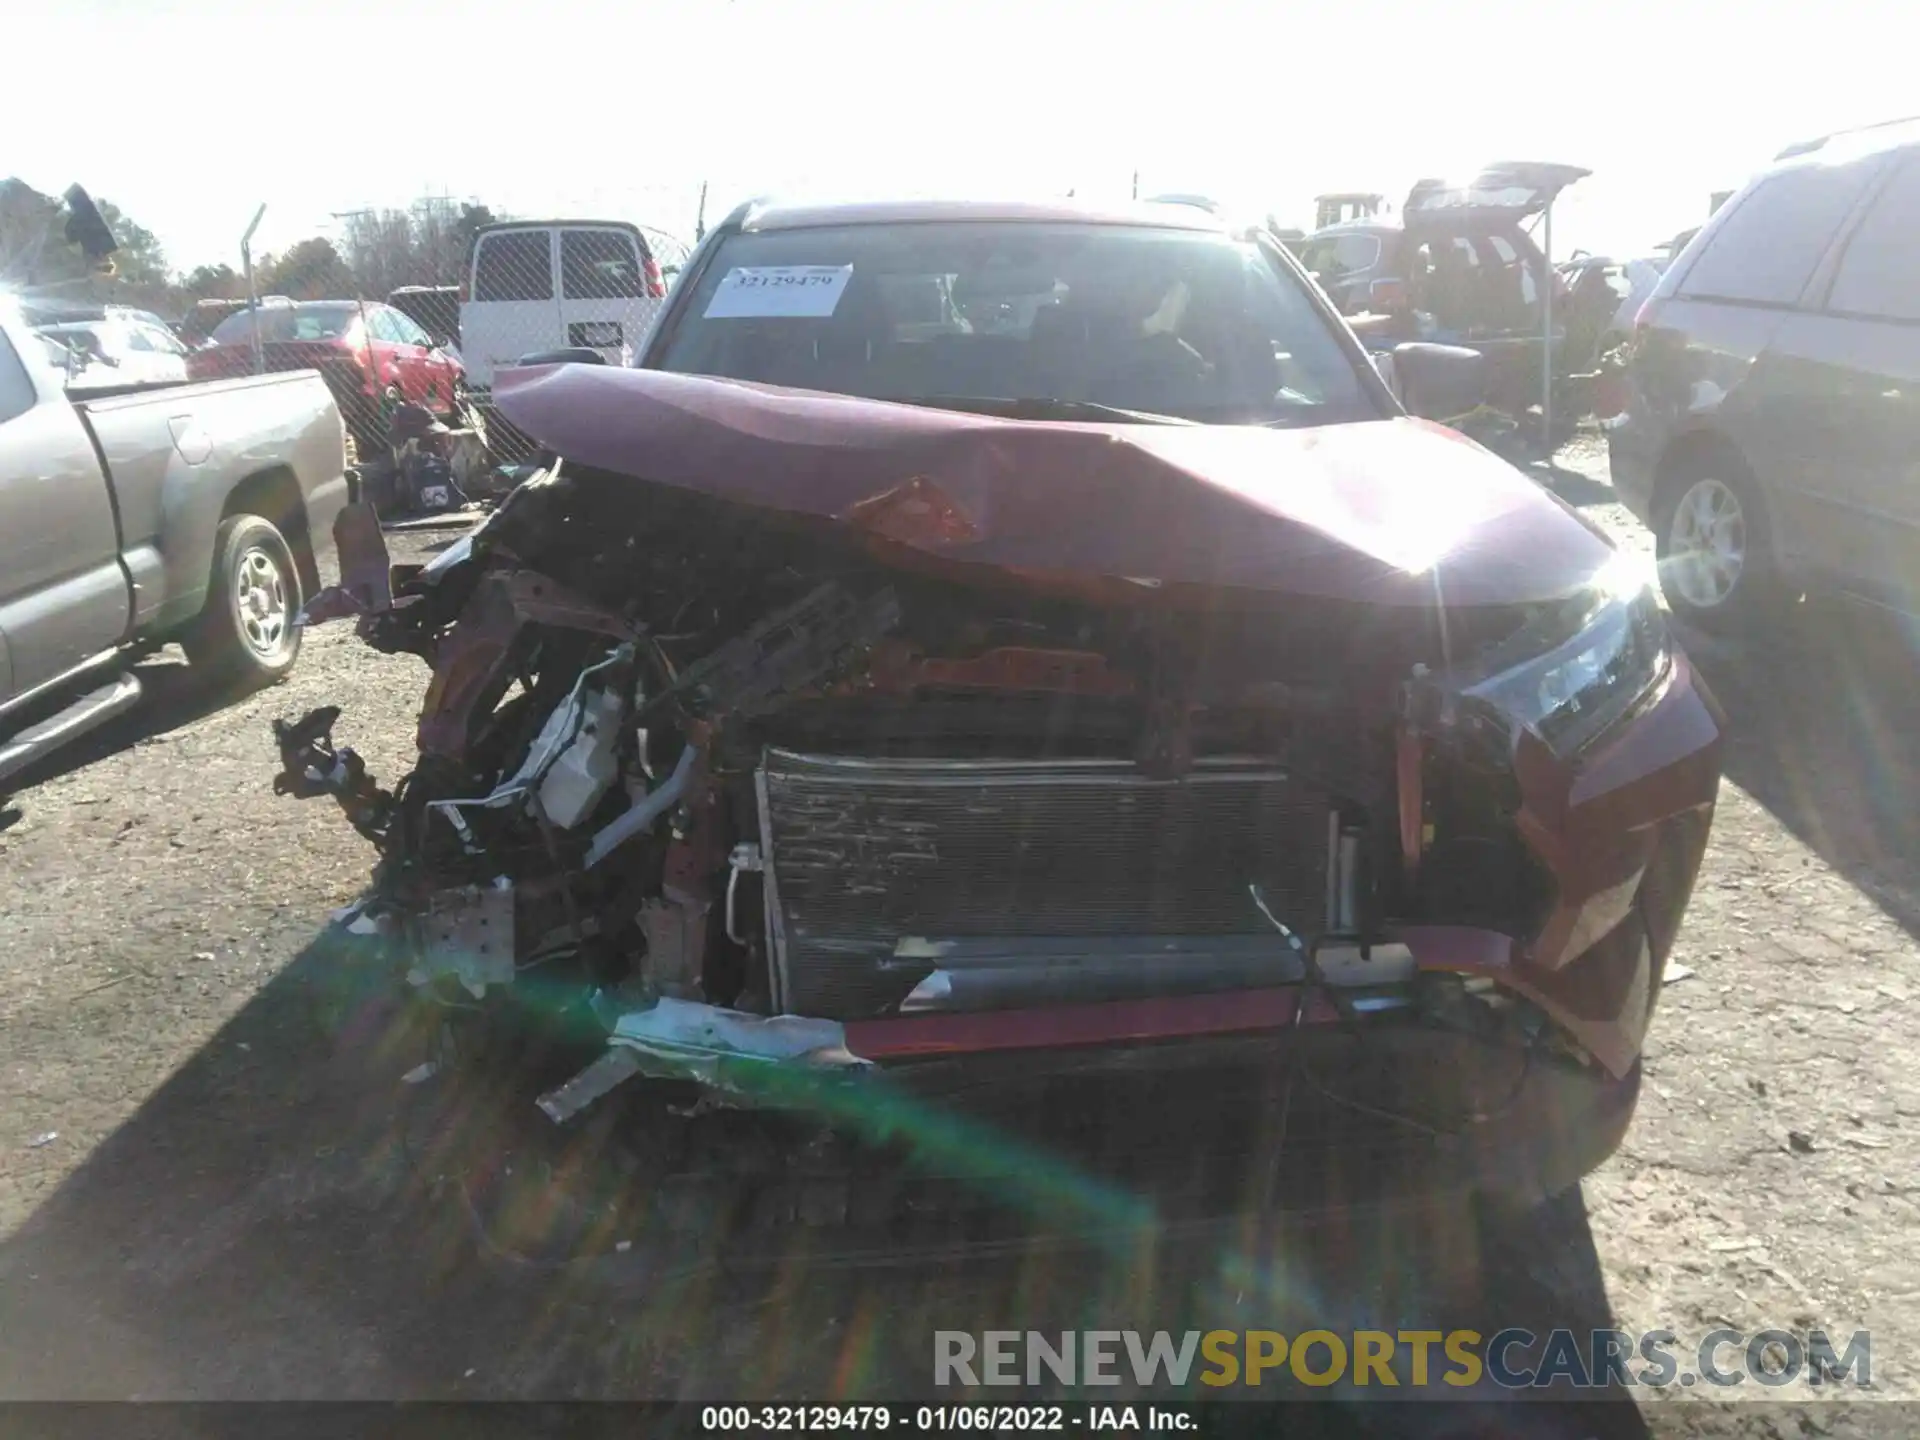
(1666, 477, 1747, 610)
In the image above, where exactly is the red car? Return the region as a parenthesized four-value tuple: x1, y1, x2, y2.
(187, 300, 464, 443)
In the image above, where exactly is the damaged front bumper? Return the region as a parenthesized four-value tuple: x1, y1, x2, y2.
(278, 424, 1719, 1211)
(523, 959, 1640, 1212)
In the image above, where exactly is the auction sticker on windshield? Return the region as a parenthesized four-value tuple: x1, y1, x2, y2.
(704, 265, 854, 319)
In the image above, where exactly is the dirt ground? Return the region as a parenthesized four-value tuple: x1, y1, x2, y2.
(1, 444, 1915, 1434)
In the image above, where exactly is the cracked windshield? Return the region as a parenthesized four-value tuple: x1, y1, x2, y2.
(0, 0, 1912, 1434)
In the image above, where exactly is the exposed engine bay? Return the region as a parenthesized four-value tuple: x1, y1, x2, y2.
(274, 437, 1652, 1144)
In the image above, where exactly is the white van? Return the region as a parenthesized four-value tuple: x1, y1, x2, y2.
(459, 220, 687, 392)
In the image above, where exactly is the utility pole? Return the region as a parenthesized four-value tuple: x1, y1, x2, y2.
(241, 203, 267, 376)
(695, 181, 709, 242)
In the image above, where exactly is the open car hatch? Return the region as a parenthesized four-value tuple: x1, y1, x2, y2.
(1403, 162, 1592, 230)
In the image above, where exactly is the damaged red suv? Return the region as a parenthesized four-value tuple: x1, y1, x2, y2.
(285, 199, 1721, 1221)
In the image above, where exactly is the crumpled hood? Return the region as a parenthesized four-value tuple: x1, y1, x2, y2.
(495, 366, 1612, 608)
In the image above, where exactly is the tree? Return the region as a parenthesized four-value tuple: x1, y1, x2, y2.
(338, 197, 504, 297)
(0, 178, 78, 289)
(183, 262, 244, 299)
(256, 238, 356, 300)
(0, 179, 172, 309)
(93, 200, 168, 286)
(455, 203, 497, 252)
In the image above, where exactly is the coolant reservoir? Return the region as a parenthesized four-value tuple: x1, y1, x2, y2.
(538, 688, 625, 828)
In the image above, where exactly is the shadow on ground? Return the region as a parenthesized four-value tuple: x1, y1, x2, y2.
(1526, 459, 1616, 510)
(1681, 600, 1920, 935)
(1, 653, 249, 805)
(0, 922, 1645, 1435)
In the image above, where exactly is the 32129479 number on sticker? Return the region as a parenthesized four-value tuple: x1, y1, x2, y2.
(703, 264, 854, 319)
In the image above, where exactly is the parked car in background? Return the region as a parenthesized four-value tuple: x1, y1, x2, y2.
(186, 300, 465, 446)
(1609, 117, 1920, 629)
(35, 315, 191, 389)
(1298, 164, 1595, 441)
(458, 220, 670, 393)
(638, 225, 693, 289)
(1558, 254, 1669, 345)
(1, 296, 349, 782)
(22, 301, 178, 335)
(387, 285, 462, 350)
(178, 297, 266, 349)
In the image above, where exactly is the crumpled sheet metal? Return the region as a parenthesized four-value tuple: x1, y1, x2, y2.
(492, 365, 1611, 608)
(608, 997, 867, 1077)
(536, 998, 872, 1121)
(298, 502, 393, 625)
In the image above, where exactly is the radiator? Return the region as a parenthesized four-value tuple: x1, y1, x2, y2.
(755, 749, 1334, 1019)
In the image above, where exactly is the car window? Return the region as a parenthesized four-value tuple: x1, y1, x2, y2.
(1299, 233, 1382, 284)
(1407, 237, 1485, 331)
(561, 229, 647, 300)
(146, 325, 189, 356)
(386, 309, 431, 345)
(0, 333, 35, 424)
(209, 305, 360, 344)
(123, 326, 155, 353)
(473, 230, 554, 302)
(1480, 235, 1540, 312)
(1677, 159, 1879, 306)
(1825, 156, 1920, 322)
(657, 221, 1378, 426)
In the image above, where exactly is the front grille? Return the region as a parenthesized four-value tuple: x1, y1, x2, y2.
(758, 749, 1333, 1018)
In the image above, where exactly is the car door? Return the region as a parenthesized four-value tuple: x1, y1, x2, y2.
(464, 228, 559, 387)
(0, 328, 130, 701)
(559, 225, 651, 364)
(359, 307, 412, 402)
(387, 309, 454, 412)
(1770, 152, 1920, 609)
(1671, 151, 1889, 587)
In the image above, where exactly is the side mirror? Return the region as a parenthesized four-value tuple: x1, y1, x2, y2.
(1392, 342, 1486, 421)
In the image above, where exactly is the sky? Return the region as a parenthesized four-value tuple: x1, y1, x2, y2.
(10, 0, 1916, 273)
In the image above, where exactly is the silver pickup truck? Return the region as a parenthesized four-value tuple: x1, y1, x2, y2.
(0, 296, 350, 784)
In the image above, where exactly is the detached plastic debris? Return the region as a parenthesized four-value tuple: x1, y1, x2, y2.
(28, 1131, 57, 1149)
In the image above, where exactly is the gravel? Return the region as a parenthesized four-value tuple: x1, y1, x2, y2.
(0, 462, 1913, 1425)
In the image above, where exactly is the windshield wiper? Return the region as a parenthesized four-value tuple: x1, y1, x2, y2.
(886, 394, 1199, 426)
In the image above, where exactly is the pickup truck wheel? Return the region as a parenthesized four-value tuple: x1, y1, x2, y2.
(184, 515, 302, 688)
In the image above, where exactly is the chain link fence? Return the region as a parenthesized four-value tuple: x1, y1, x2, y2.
(175, 186, 707, 503)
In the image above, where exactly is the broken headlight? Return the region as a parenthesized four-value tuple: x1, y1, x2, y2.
(1463, 555, 1670, 758)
